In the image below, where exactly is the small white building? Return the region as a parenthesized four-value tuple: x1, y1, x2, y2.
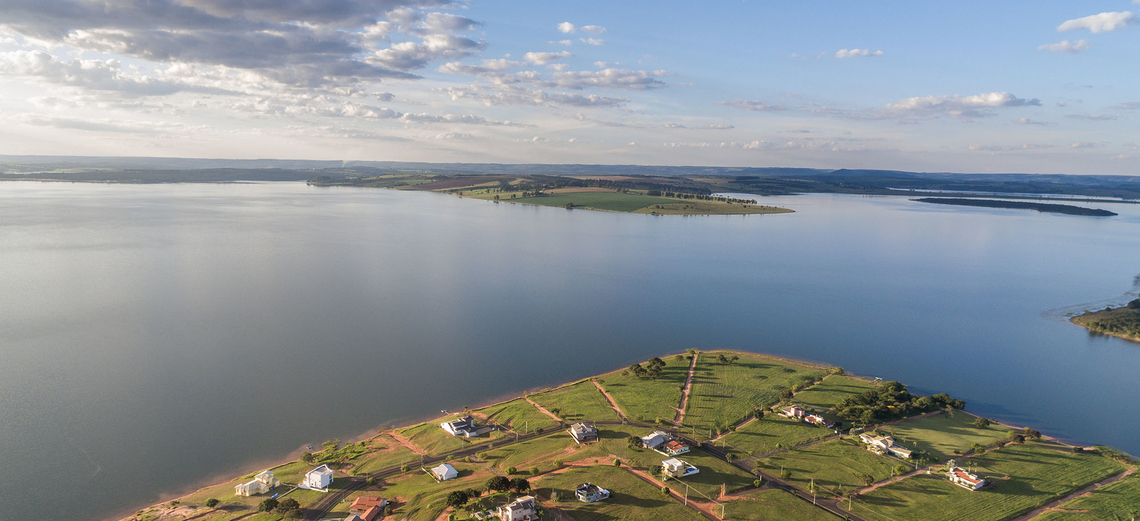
(780, 405, 806, 419)
(234, 469, 280, 497)
(662, 439, 691, 456)
(661, 458, 699, 479)
(568, 423, 598, 444)
(641, 431, 669, 450)
(300, 464, 334, 492)
(947, 465, 986, 491)
(859, 433, 913, 459)
(496, 495, 538, 521)
(441, 415, 477, 437)
(431, 463, 458, 482)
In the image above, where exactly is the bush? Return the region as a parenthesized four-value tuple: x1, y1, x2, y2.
(529, 467, 540, 476)
(753, 479, 762, 488)
(613, 459, 621, 467)
(555, 460, 564, 468)
(257, 498, 278, 513)
(204, 499, 219, 508)
(284, 510, 303, 519)
(973, 417, 991, 428)
(507, 466, 517, 474)
(535, 428, 544, 434)
(661, 486, 670, 495)
(277, 498, 300, 512)
(401, 464, 411, 472)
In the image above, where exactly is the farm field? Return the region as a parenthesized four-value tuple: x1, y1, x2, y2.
(790, 374, 879, 413)
(856, 442, 1128, 521)
(595, 355, 689, 423)
(757, 439, 898, 496)
(685, 351, 827, 436)
(873, 411, 1013, 462)
(720, 414, 834, 457)
(534, 465, 705, 521)
(1033, 472, 1140, 520)
(528, 380, 619, 423)
(473, 398, 559, 434)
(724, 488, 838, 521)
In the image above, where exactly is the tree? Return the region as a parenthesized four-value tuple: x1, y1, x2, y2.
(257, 498, 279, 512)
(893, 465, 909, 477)
(487, 476, 511, 493)
(510, 478, 530, 493)
(627, 436, 643, 449)
(529, 467, 540, 476)
(973, 417, 991, 428)
(661, 486, 670, 495)
(446, 490, 469, 508)
(301, 452, 316, 464)
(284, 510, 303, 519)
(277, 498, 300, 512)
(717, 354, 729, 364)
(780, 469, 792, 479)
(366, 477, 377, 486)
(204, 498, 219, 508)
(507, 466, 518, 475)
(860, 474, 875, 486)
(1025, 428, 1042, 439)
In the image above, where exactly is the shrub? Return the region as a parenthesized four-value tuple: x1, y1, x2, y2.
(530, 467, 540, 476)
(752, 479, 762, 488)
(613, 459, 621, 467)
(555, 460, 564, 468)
(204, 499, 219, 508)
(661, 486, 670, 495)
(973, 417, 991, 428)
(401, 464, 411, 472)
(507, 466, 517, 475)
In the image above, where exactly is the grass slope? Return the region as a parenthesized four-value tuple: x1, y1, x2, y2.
(529, 380, 619, 423)
(1034, 473, 1140, 520)
(535, 465, 704, 521)
(724, 488, 838, 521)
(757, 439, 897, 496)
(873, 411, 1012, 462)
(396, 419, 473, 455)
(474, 398, 559, 434)
(512, 192, 678, 212)
(856, 442, 1128, 521)
(595, 356, 689, 423)
(791, 375, 879, 413)
(720, 414, 835, 457)
(685, 351, 827, 435)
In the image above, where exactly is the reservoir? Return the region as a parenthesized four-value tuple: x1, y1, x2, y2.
(1, 181, 1138, 520)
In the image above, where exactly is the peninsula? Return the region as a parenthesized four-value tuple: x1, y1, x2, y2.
(913, 198, 1118, 217)
(1071, 299, 1140, 343)
(124, 350, 1138, 521)
(307, 174, 792, 216)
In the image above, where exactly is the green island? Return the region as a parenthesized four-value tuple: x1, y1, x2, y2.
(307, 173, 793, 216)
(912, 198, 1118, 217)
(125, 350, 1138, 521)
(1071, 298, 1140, 343)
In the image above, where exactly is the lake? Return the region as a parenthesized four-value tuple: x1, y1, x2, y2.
(1, 181, 1138, 520)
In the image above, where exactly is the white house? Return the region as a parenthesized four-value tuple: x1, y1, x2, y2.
(661, 458, 699, 479)
(300, 464, 334, 492)
(662, 439, 691, 456)
(568, 423, 598, 444)
(431, 463, 458, 482)
(496, 495, 538, 521)
(804, 414, 836, 429)
(441, 415, 477, 437)
(641, 431, 669, 450)
(575, 483, 610, 503)
(234, 469, 280, 497)
(780, 405, 806, 419)
(859, 433, 913, 459)
(947, 465, 986, 491)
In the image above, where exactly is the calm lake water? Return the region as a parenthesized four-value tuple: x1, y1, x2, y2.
(1, 182, 1138, 520)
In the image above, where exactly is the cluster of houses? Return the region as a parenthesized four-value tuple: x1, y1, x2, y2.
(945, 461, 986, 491)
(780, 405, 836, 429)
(640, 430, 691, 456)
(858, 432, 914, 459)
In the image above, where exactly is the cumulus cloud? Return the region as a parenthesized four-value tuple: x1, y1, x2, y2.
(835, 49, 883, 58)
(0, 50, 224, 96)
(557, 22, 576, 33)
(1057, 12, 1136, 33)
(444, 84, 629, 107)
(523, 51, 571, 65)
(370, 34, 486, 71)
(1038, 40, 1090, 53)
(718, 99, 788, 111)
(884, 91, 1041, 118)
(580, 38, 606, 46)
(580, 25, 606, 34)
(543, 68, 667, 90)
(1014, 117, 1054, 125)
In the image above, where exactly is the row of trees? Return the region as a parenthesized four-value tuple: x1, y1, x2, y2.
(832, 381, 965, 424)
(445, 477, 531, 509)
(624, 357, 668, 379)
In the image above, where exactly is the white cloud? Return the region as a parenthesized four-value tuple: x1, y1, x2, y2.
(884, 91, 1041, 118)
(1065, 113, 1117, 120)
(0, 50, 221, 97)
(580, 38, 606, 46)
(370, 34, 487, 71)
(1070, 142, 1099, 149)
(718, 99, 788, 111)
(558, 22, 576, 33)
(545, 68, 666, 90)
(835, 49, 883, 58)
(1038, 39, 1090, 53)
(699, 124, 734, 130)
(523, 51, 571, 65)
(444, 84, 629, 107)
(554, 39, 573, 46)
(547, 63, 569, 71)
(434, 132, 473, 140)
(1014, 117, 1054, 125)
(1057, 12, 1136, 33)
(580, 25, 607, 34)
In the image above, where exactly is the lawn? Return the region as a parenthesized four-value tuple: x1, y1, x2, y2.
(510, 191, 679, 212)
(855, 441, 1128, 521)
(791, 375, 879, 413)
(351, 434, 422, 475)
(595, 355, 690, 424)
(534, 465, 704, 521)
(396, 419, 474, 455)
(685, 351, 827, 436)
(529, 380, 619, 423)
(380, 462, 494, 521)
(720, 414, 834, 457)
(482, 424, 669, 475)
(757, 439, 898, 496)
(663, 447, 759, 498)
(482, 433, 579, 474)
(1034, 473, 1140, 520)
(872, 410, 1013, 462)
(724, 488, 837, 521)
(473, 398, 559, 434)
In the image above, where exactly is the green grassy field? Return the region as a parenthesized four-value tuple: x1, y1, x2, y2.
(724, 488, 838, 521)
(856, 442, 1128, 521)
(873, 411, 1012, 462)
(396, 419, 474, 455)
(529, 380, 619, 423)
(1034, 473, 1140, 520)
(473, 398, 559, 434)
(791, 375, 878, 413)
(685, 351, 827, 435)
(510, 191, 685, 212)
(380, 462, 493, 521)
(757, 439, 897, 496)
(482, 424, 680, 475)
(535, 465, 705, 521)
(663, 447, 759, 498)
(632, 200, 793, 215)
(595, 355, 689, 423)
(351, 434, 422, 475)
(720, 414, 834, 457)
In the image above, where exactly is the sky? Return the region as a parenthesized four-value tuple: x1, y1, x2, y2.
(0, 0, 1138, 174)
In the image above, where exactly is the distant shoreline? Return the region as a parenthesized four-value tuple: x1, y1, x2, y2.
(913, 197, 1117, 216)
(1070, 299, 1140, 343)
